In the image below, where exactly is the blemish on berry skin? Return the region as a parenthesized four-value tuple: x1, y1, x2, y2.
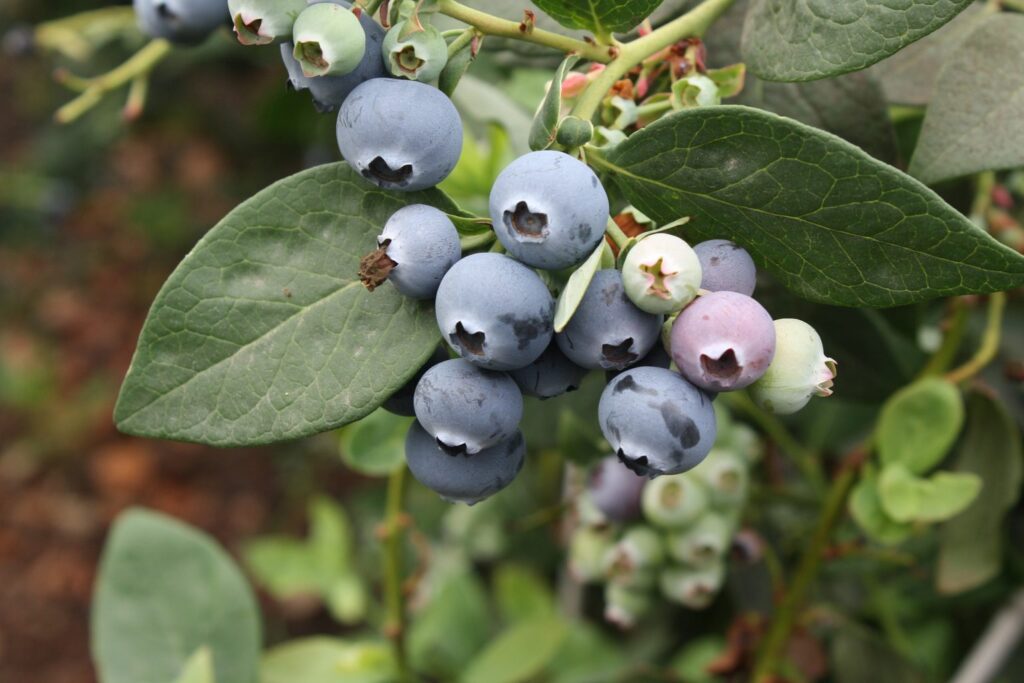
(657, 400, 700, 448)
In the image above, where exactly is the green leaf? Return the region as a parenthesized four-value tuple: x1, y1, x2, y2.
(741, 0, 974, 82)
(877, 378, 963, 474)
(553, 241, 611, 332)
(533, 0, 663, 35)
(529, 56, 580, 152)
(172, 648, 215, 683)
(850, 467, 913, 546)
(114, 163, 450, 447)
(408, 572, 492, 679)
(707, 64, 746, 99)
(260, 638, 395, 683)
(909, 14, 1024, 184)
(594, 106, 1024, 307)
(339, 408, 412, 476)
(878, 463, 981, 523)
(91, 509, 260, 683)
(548, 624, 629, 683)
(461, 615, 569, 683)
(937, 392, 1024, 594)
(831, 624, 927, 683)
(494, 565, 555, 623)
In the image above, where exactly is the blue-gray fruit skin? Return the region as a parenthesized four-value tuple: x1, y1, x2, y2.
(134, 0, 229, 44)
(693, 239, 757, 296)
(406, 421, 525, 505)
(588, 455, 647, 522)
(436, 253, 555, 371)
(489, 151, 609, 270)
(378, 205, 461, 299)
(279, 4, 387, 113)
(599, 366, 717, 477)
(508, 342, 587, 399)
(337, 79, 463, 191)
(557, 269, 662, 371)
(413, 359, 523, 455)
(383, 346, 448, 417)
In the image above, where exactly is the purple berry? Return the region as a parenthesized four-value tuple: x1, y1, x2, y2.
(587, 455, 648, 522)
(693, 240, 757, 296)
(670, 292, 776, 392)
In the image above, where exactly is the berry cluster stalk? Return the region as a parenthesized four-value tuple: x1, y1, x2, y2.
(381, 466, 412, 681)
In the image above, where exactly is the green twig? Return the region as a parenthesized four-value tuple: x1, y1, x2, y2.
(381, 467, 412, 682)
(946, 292, 1007, 385)
(446, 26, 480, 58)
(916, 299, 969, 378)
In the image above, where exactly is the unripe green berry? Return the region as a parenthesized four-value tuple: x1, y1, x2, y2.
(641, 473, 708, 529)
(666, 513, 732, 567)
(293, 3, 366, 77)
(229, 0, 306, 45)
(382, 20, 448, 82)
(602, 526, 665, 588)
(716, 422, 762, 464)
(693, 449, 749, 509)
(749, 318, 837, 415)
(659, 562, 725, 609)
(604, 582, 652, 629)
(621, 233, 702, 315)
(568, 527, 614, 583)
(672, 73, 721, 109)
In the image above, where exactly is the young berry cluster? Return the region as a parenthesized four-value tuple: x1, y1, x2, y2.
(570, 413, 761, 627)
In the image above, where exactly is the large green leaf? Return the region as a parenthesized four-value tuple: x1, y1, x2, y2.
(408, 572, 493, 679)
(741, 0, 974, 82)
(878, 463, 981, 523)
(338, 408, 412, 476)
(91, 509, 260, 683)
(533, 0, 664, 35)
(937, 392, 1024, 594)
(593, 106, 1024, 307)
(850, 467, 913, 546)
(461, 616, 569, 683)
(876, 377, 963, 474)
(909, 14, 1024, 185)
(260, 638, 395, 683)
(114, 163, 450, 447)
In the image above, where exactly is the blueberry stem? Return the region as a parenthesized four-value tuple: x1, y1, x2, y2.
(381, 466, 413, 681)
(945, 292, 1007, 384)
(916, 298, 969, 378)
(445, 26, 480, 58)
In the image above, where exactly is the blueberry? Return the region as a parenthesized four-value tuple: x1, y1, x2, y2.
(435, 253, 554, 371)
(228, 0, 305, 45)
(693, 449, 749, 509)
(670, 291, 776, 393)
(508, 341, 587, 399)
(405, 421, 525, 505)
(604, 582, 651, 629)
(413, 358, 523, 455)
(748, 318, 836, 415)
(292, 2, 365, 77)
(337, 79, 463, 191)
(666, 513, 732, 567)
(641, 471, 709, 528)
(383, 20, 448, 82)
(488, 151, 609, 270)
(134, 0, 229, 44)
(621, 234, 702, 314)
(383, 346, 448, 417)
(659, 563, 724, 609)
(693, 239, 757, 296)
(599, 366, 717, 478)
(602, 526, 665, 588)
(361, 204, 461, 299)
(569, 527, 614, 583)
(557, 269, 662, 371)
(587, 455, 647, 522)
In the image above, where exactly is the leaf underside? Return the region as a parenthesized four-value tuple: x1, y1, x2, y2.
(115, 163, 450, 447)
(597, 106, 1024, 308)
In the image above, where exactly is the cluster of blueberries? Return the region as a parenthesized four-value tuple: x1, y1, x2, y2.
(132, 0, 837, 507)
(571, 414, 759, 625)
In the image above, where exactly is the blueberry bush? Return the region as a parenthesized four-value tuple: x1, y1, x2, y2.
(25, 0, 1024, 681)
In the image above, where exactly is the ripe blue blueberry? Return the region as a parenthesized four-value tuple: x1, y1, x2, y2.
(599, 366, 717, 477)
(382, 21, 448, 82)
(383, 346, 449, 417)
(435, 253, 555, 371)
(229, 0, 305, 45)
(361, 204, 461, 299)
(670, 291, 776, 393)
(557, 269, 662, 371)
(621, 234, 703, 314)
(413, 358, 523, 455)
(508, 342, 587, 399)
(134, 0, 229, 44)
(693, 239, 757, 296)
(337, 78, 462, 191)
(405, 421, 525, 505)
(488, 151, 609, 270)
(587, 455, 647, 522)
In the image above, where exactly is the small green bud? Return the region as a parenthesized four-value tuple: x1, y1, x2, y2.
(641, 473, 709, 529)
(749, 318, 837, 415)
(229, 0, 306, 46)
(604, 582, 652, 629)
(602, 526, 665, 588)
(568, 527, 614, 583)
(622, 233, 703, 314)
(555, 115, 594, 148)
(383, 20, 448, 82)
(693, 449, 749, 509)
(671, 73, 721, 109)
(659, 563, 725, 609)
(666, 513, 732, 567)
(293, 3, 366, 77)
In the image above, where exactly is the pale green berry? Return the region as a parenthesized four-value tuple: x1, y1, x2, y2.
(659, 562, 725, 609)
(293, 3, 366, 77)
(641, 473, 708, 529)
(229, 0, 306, 45)
(622, 233, 702, 315)
(568, 527, 614, 583)
(693, 449, 749, 509)
(666, 513, 732, 567)
(602, 526, 665, 588)
(672, 73, 721, 109)
(382, 21, 448, 82)
(604, 582, 652, 628)
(749, 318, 837, 415)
